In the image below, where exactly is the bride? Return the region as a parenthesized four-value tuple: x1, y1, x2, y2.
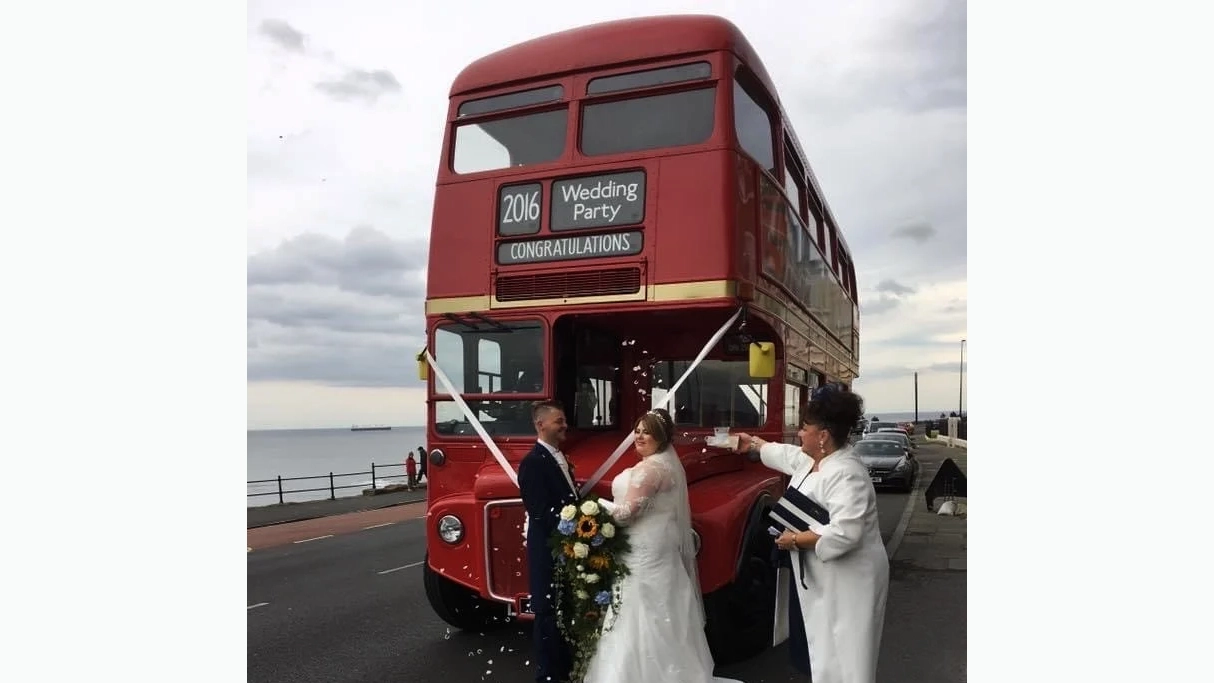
(587, 408, 743, 683)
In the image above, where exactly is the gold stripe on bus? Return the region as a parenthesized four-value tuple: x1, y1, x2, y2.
(424, 278, 737, 315)
(425, 295, 492, 315)
(650, 279, 736, 301)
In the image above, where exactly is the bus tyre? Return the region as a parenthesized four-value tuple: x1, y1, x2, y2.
(703, 522, 777, 665)
(422, 553, 511, 631)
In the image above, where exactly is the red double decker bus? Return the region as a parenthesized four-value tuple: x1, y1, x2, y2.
(419, 15, 860, 663)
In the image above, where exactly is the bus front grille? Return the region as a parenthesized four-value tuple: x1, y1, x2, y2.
(496, 267, 641, 301)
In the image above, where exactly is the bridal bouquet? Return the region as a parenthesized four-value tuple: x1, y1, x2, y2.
(548, 495, 631, 681)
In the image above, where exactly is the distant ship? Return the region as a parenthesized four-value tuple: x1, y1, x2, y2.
(351, 425, 393, 432)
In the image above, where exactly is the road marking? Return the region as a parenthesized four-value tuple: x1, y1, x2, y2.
(293, 534, 334, 544)
(378, 560, 424, 575)
(364, 522, 394, 530)
(247, 602, 269, 610)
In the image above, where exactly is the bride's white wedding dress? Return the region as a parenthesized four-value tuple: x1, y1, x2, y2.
(583, 447, 743, 683)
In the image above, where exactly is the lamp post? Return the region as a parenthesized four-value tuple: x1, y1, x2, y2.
(959, 338, 966, 417)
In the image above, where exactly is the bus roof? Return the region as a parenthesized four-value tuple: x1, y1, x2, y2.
(450, 14, 777, 99)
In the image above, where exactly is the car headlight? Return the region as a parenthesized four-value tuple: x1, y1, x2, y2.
(438, 514, 464, 544)
(691, 529, 702, 556)
(895, 459, 911, 471)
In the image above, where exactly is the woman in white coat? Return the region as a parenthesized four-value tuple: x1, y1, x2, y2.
(735, 385, 888, 683)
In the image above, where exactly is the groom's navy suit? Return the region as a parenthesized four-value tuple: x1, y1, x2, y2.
(518, 440, 578, 683)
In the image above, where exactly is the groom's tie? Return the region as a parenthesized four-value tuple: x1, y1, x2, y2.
(553, 450, 575, 493)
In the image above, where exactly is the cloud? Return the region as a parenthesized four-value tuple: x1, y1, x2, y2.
(862, 279, 916, 316)
(923, 361, 966, 374)
(246, 227, 427, 389)
(258, 19, 306, 53)
(890, 222, 936, 242)
(861, 296, 902, 316)
(315, 69, 402, 103)
(875, 279, 915, 296)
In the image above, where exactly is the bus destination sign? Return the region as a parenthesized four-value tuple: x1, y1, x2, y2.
(550, 171, 645, 231)
(497, 231, 643, 265)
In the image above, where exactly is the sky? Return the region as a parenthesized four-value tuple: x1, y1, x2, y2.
(246, 0, 967, 430)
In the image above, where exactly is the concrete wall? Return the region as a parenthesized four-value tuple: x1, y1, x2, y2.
(924, 434, 968, 448)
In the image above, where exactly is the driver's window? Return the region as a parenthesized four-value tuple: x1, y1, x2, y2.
(575, 371, 617, 428)
(555, 320, 621, 429)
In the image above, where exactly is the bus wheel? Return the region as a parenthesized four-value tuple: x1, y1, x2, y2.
(703, 524, 777, 665)
(422, 553, 511, 631)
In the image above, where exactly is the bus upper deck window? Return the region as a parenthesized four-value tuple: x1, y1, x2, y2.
(453, 108, 567, 174)
(581, 88, 715, 157)
(587, 62, 711, 95)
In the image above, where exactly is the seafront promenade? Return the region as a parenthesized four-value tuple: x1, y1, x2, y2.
(247, 486, 425, 528)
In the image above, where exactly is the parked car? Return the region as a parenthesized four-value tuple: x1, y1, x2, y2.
(862, 431, 916, 454)
(866, 421, 901, 434)
(877, 427, 910, 438)
(854, 439, 918, 492)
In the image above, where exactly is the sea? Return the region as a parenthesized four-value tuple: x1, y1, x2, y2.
(247, 426, 427, 507)
(247, 411, 954, 507)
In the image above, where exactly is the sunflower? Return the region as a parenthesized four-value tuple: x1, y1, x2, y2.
(576, 515, 599, 539)
(588, 554, 610, 570)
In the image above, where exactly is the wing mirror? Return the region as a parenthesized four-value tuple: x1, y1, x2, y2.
(748, 341, 775, 378)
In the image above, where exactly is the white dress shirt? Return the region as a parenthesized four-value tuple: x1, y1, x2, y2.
(539, 440, 577, 493)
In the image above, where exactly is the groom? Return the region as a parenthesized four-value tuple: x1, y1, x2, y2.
(517, 400, 578, 683)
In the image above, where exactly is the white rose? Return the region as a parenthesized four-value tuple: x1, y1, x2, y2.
(584, 573, 600, 584)
(573, 542, 589, 559)
(600, 523, 616, 538)
(559, 505, 578, 521)
(575, 590, 589, 600)
(580, 500, 600, 516)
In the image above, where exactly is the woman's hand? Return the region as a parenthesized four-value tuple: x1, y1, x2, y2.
(734, 432, 765, 452)
(732, 432, 752, 451)
(728, 431, 767, 453)
(775, 530, 799, 551)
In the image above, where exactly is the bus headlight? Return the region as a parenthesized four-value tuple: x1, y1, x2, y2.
(691, 529, 702, 556)
(438, 514, 464, 544)
(429, 448, 446, 467)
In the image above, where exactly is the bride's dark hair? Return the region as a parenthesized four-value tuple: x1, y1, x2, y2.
(636, 408, 675, 452)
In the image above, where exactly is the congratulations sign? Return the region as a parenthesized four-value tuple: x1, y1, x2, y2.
(497, 231, 643, 265)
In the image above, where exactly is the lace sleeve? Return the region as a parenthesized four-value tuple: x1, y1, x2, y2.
(609, 460, 669, 525)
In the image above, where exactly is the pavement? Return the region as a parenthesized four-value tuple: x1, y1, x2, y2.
(891, 445, 967, 570)
(247, 484, 428, 529)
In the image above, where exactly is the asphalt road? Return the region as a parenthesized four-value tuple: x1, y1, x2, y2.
(247, 485, 916, 683)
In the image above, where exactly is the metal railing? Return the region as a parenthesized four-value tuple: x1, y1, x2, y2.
(247, 462, 411, 505)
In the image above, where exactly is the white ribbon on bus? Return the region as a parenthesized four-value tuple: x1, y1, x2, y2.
(422, 305, 743, 496)
(424, 349, 519, 488)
